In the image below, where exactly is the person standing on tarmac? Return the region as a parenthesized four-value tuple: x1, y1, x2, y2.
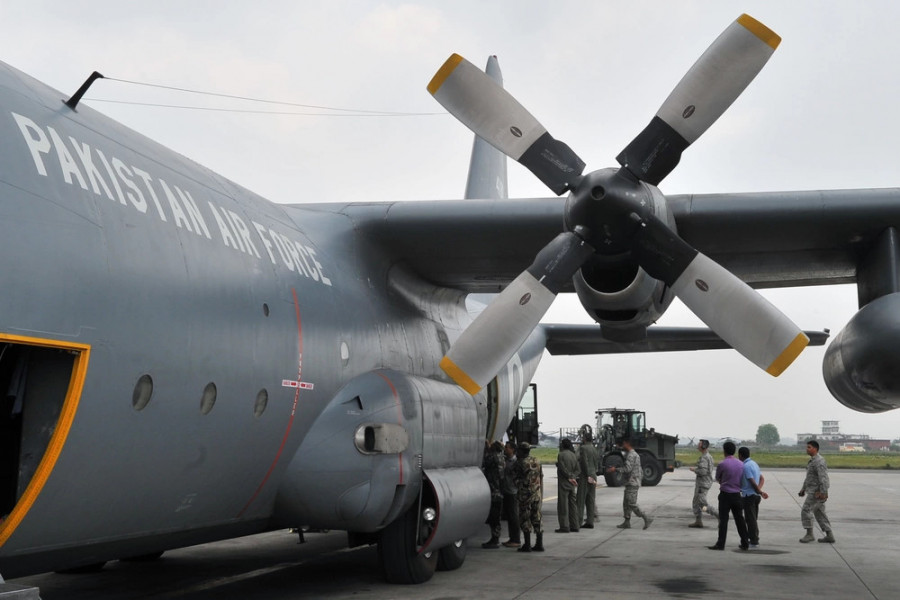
(480, 441, 505, 549)
(555, 438, 579, 533)
(739, 446, 768, 548)
(514, 442, 544, 552)
(799, 440, 835, 544)
(576, 427, 600, 529)
(689, 439, 718, 528)
(501, 441, 521, 548)
(607, 437, 653, 530)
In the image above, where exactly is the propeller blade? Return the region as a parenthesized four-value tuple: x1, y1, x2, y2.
(617, 14, 780, 185)
(428, 54, 585, 194)
(632, 214, 808, 375)
(441, 232, 594, 393)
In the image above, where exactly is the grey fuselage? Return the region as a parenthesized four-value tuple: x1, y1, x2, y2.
(0, 61, 540, 577)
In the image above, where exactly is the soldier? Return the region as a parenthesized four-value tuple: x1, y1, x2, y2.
(501, 441, 521, 548)
(607, 438, 653, 530)
(689, 439, 718, 527)
(576, 426, 600, 528)
(480, 440, 505, 548)
(514, 442, 544, 552)
(555, 438, 579, 533)
(799, 440, 835, 543)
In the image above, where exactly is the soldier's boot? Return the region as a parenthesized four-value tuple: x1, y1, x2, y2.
(688, 517, 704, 528)
(818, 531, 836, 543)
(642, 515, 654, 530)
(799, 528, 815, 543)
(481, 536, 499, 549)
(532, 532, 544, 552)
(616, 519, 631, 529)
(517, 532, 532, 553)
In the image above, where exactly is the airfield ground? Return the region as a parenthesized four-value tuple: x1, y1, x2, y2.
(9, 467, 899, 599)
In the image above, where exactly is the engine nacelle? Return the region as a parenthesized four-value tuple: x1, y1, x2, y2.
(571, 182, 675, 341)
(824, 292, 900, 413)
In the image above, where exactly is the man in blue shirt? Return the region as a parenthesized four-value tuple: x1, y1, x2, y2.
(709, 441, 750, 550)
(739, 447, 769, 548)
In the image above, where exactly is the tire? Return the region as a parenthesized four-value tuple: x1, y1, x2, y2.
(378, 505, 438, 584)
(436, 539, 467, 571)
(640, 454, 663, 486)
(604, 454, 624, 487)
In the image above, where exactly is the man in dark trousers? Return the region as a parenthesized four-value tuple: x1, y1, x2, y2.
(555, 438, 579, 533)
(739, 446, 768, 548)
(501, 441, 521, 547)
(480, 441, 505, 548)
(708, 441, 750, 551)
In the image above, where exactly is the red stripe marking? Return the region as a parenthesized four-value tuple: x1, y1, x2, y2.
(374, 371, 404, 485)
(237, 288, 304, 517)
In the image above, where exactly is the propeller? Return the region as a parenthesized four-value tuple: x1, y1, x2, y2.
(430, 14, 808, 394)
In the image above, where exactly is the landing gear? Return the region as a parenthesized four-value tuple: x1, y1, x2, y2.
(436, 539, 467, 571)
(378, 504, 438, 584)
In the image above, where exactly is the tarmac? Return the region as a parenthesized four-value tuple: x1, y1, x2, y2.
(7, 465, 900, 599)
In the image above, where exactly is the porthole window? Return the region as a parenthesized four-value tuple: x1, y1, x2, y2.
(200, 382, 217, 415)
(340, 341, 350, 367)
(263, 303, 270, 317)
(254, 388, 268, 418)
(132, 374, 153, 411)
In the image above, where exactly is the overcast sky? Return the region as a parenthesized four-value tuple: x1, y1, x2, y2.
(4, 1, 900, 442)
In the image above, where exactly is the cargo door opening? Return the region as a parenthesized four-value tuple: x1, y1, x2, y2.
(0, 335, 89, 544)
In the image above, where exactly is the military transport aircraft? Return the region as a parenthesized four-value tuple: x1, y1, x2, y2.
(0, 12, 896, 588)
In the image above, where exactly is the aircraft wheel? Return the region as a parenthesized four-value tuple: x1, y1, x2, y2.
(378, 504, 438, 584)
(436, 539, 467, 571)
(641, 455, 663, 486)
(604, 454, 624, 487)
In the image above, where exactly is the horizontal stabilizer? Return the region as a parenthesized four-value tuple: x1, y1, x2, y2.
(543, 325, 829, 356)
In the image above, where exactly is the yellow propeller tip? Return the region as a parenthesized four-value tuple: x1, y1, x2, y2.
(737, 14, 781, 50)
(427, 54, 464, 95)
(440, 355, 482, 394)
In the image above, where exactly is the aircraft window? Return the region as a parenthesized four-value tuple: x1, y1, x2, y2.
(132, 374, 153, 411)
(263, 303, 270, 317)
(200, 382, 217, 415)
(340, 342, 350, 367)
(254, 389, 268, 417)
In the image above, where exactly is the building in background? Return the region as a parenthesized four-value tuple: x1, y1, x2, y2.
(797, 421, 891, 451)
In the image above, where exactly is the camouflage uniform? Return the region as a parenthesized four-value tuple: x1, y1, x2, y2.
(692, 451, 718, 517)
(576, 442, 600, 526)
(621, 449, 647, 520)
(801, 453, 832, 533)
(515, 454, 543, 534)
(482, 447, 505, 540)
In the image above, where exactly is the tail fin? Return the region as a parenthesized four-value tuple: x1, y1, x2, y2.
(463, 56, 508, 200)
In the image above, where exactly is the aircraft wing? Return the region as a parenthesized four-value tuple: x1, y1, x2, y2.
(542, 324, 830, 355)
(315, 187, 900, 293)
